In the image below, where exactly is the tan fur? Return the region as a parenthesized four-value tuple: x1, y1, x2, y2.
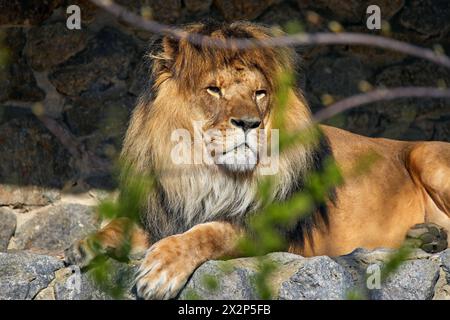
(297, 127, 450, 257)
(67, 22, 450, 299)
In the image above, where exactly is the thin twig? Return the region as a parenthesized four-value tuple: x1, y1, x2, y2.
(89, 0, 450, 69)
(313, 87, 450, 122)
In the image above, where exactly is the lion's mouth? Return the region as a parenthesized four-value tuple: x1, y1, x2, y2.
(220, 142, 254, 155)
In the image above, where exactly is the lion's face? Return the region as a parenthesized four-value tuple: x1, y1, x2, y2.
(192, 63, 271, 172)
(147, 22, 298, 174)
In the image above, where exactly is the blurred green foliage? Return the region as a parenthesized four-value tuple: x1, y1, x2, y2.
(84, 164, 155, 298)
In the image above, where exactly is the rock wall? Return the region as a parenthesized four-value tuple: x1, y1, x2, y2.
(0, 0, 449, 300)
(1, 248, 450, 300)
(0, 1, 449, 199)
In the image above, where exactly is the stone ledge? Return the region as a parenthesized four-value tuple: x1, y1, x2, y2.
(1, 248, 449, 300)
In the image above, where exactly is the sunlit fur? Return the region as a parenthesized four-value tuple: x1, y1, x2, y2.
(121, 21, 333, 244)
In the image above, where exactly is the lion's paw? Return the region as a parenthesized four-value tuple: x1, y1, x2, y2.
(135, 235, 195, 300)
(64, 237, 98, 268)
(406, 223, 448, 253)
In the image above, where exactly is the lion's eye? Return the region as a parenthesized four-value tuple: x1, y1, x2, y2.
(255, 90, 267, 100)
(206, 86, 221, 97)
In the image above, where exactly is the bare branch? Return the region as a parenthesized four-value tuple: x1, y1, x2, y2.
(89, 0, 450, 69)
(313, 87, 450, 122)
(88, 2, 450, 144)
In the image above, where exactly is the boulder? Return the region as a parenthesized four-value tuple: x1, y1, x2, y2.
(0, 0, 62, 26)
(0, 252, 63, 300)
(0, 28, 45, 102)
(184, 0, 213, 13)
(25, 22, 88, 71)
(370, 259, 440, 300)
(49, 27, 138, 98)
(115, 0, 182, 24)
(214, 0, 282, 21)
(181, 249, 448, 300)
(0, 249, 449, 300)
(52, 260, 138, 300)
(306, 56, 372, 103)
(278, 256, 353, 299)
(297, 0, 404, 24)
(0, 115, 75, 197)
(0, 207, 16, 251)
(10, 203, 97, 254)
(400, 0, 450, 37)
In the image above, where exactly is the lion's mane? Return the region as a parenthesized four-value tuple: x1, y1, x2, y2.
(121, 21, 335, 248)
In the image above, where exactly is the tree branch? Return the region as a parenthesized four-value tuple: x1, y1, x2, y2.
(313, 87, 450, 122)
(89, 0, 450, 69)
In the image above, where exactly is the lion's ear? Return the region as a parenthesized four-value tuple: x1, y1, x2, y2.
(148, 36, 179, 78)
(161, 36, 179, 62)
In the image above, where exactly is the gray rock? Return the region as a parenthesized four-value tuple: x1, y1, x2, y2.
(370, 259, 440, 300)
(400, 0, 450, 37)
(11, 203, 98, 254)
(279, 256, 353, 300)
(49, 27, 138, 98)
(297, 0, 404, 24)
(0, 249, 448, 300)
(376, 61, 450, 89)
(64, 94, 134, 137)
(53, 266, 106, 300)
(434, 250, 450, 300)
(53, 260, 137, 300)
(434, 120, 450, 142)
(114, 0, 181, 24)
(25, 22, 88, 71)
(181, 253, 354, 300)
(335, 27, 407, 68)
(181, 249, 447, 300)
(0, 0, 62, 26)
(0, 252, 63, 300)
(335, 60, 450, 141)
(307, 56, 372, 101)
(149, 0, 182, 23)
(0, 28, 45, 102)
(215, 0, 282, 21)
(70, 0, 99, 23)
(0, 207, 16, 251)
(257, 1, 304, 27)
(184, 0, 212, 13)
(440, 249, 450, 281)
(0, 184, 60, 207)
(0, 116, 75, 194)
(373, 61, 450, 140)
(180, 258, 259, 299)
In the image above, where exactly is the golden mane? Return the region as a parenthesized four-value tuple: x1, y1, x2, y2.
(120, 21, 334, 246)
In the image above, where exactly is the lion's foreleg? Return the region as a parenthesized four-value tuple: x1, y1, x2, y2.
(135, 221, 243, 300)
(65, 217, 150, 267)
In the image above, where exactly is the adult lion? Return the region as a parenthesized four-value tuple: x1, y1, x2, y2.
(66, 22, 450, 300)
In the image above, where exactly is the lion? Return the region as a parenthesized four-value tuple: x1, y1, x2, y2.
(65, 21, 450, 300)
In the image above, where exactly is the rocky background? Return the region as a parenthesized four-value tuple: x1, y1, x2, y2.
(0, 0, 449, 300)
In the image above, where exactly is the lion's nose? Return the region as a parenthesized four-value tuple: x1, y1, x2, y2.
(230, 117, 261, 132)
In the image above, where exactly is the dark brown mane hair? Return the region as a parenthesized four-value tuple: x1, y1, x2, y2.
(150, 21, 296, 93)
